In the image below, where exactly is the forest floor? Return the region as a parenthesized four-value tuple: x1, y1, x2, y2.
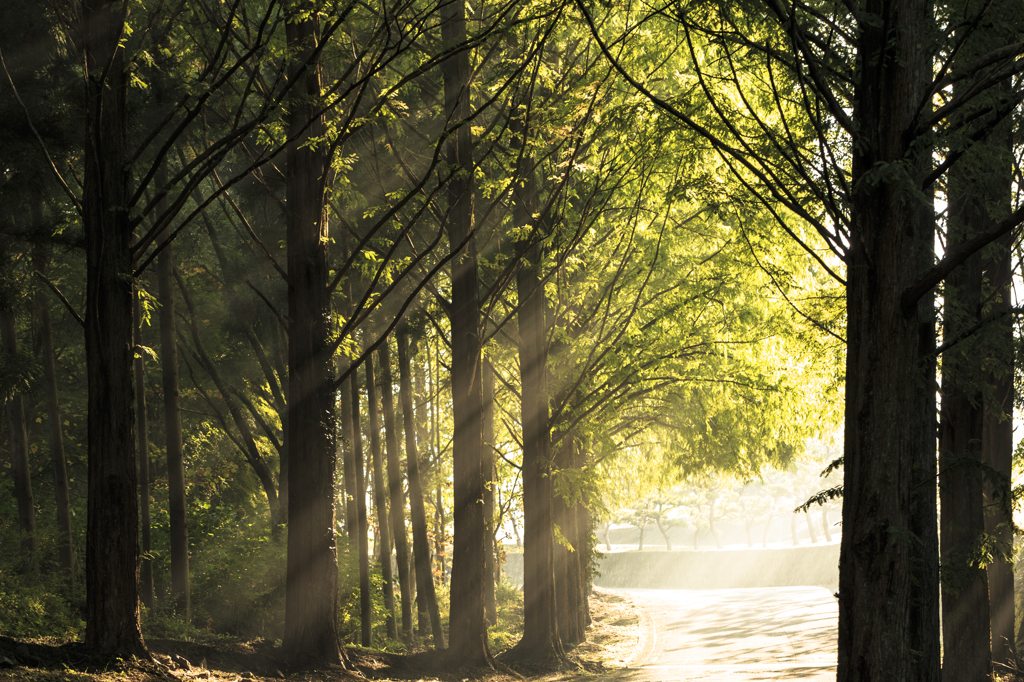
(0, 588, 641, 682)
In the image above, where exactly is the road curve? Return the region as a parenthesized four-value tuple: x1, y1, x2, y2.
(598, 587, 837, 681)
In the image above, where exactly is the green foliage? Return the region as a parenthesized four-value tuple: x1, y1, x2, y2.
(0, 568, 83, 639)
(487, 579, 524, 654)
(187, 520, 286, 638)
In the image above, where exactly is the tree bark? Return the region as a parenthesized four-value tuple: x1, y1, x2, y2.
(839, 3, 940, 679)
(939, 178, 991, 682)
(80, 0, 147, 658)
(282, 5, 341, 663)
(821, 508, 832, 543)
(367, 356, 397, 640)
(442, 0, 491, 665)
(513, 164, 564, 662)
(350, 367, 372, 647)
(133, 290, 154, 609)
(397, 325, 445, 648)
(983, 233, 1014, 668)
(33, 245, 73, 588)
(482, 357, 497, 627)
(159, 236, 190, 620)
(555, 435, 585, 645)
(379, 341, 413, 643)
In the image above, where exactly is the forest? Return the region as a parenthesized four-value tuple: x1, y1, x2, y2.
(0, 0, 1022, 680)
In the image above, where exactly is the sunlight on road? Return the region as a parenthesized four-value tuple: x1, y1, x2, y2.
(605, 587, 837, 681)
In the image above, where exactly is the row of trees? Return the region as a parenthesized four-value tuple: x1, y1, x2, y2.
(578, 0, 1022, 679)
(605, 448, 842, 551)
(0, 0, 833, 669)
(6, 0, 1022, 678)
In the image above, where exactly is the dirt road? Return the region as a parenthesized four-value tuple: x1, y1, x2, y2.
(595, 586, 837, 681)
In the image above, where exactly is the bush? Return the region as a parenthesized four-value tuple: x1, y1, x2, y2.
(0, 566, 83, 639)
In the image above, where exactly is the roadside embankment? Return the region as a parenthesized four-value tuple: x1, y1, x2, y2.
(504, 543, 840, 590)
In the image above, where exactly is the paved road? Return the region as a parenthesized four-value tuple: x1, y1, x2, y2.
(600, 587, 837, 681)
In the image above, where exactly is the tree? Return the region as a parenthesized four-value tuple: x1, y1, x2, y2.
(282, 3, 341, 662)
(366, 353, 397, 640)
(78, 0, 148, 658)
(397, 323, 445, 648)
(378, 340, 413, 643)
(576, 1, 1024, 676)
(443, 0, 492, 664)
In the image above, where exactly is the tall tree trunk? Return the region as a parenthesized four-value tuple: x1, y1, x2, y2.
(555, 435, 585, 645)
(158, 225, 190, 620)
(350, 368, 372, 647)
(410, 340, 431, 635)
(33, 245, 73, 588)
(367, 357, 397, 639)
(80, 0, 146, 658)
(379, 341, 413, 643)
(481, 357, 497, 627)
(1, 245, 37, 570)
(821, 508, 833, 543)
(840, 3, 940, 679)
(513, 166, 564, 662)
(133, 290, 154, 609)
(984, 233, 1014, 667)
(282, 5, 340, 663)
(442, 0, 491, 665)
(939, 176, 990, 682)
(939, 9, 1013, 674)
(341, 374, 356, 538)
(428, 341, 449, 581)
(398, 325, 445, 648)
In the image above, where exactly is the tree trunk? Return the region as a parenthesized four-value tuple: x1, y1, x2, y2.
(821, 508, 833, 543)
(805, 511, 819, 544)
(516, 221, 564, 660)
(80, 0, 147, 658)
(350, 368, 372, 647)
(983, 234, 1014, 667)
(411, 333, 431, 635)
(790, 513, 798, 546)
(397, 325, 445, 648)
(1, 246, 37, 570)
(341, 374, 356, 539)
(442, 0, 491, 664)
(379, 341, 413, 643)
(133, 290, 154, 609)
(938, 199, 990, 682)
(367, 356, 397, 640)
(555, 435, 586, 645)
(840, 3, 940, 679)
(282, 6, 341, 663)
(482, 358, 497, 627)
(158, 239, 189, 619)
(33, 245, 73, 588)
(744, 520, 753, 548)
